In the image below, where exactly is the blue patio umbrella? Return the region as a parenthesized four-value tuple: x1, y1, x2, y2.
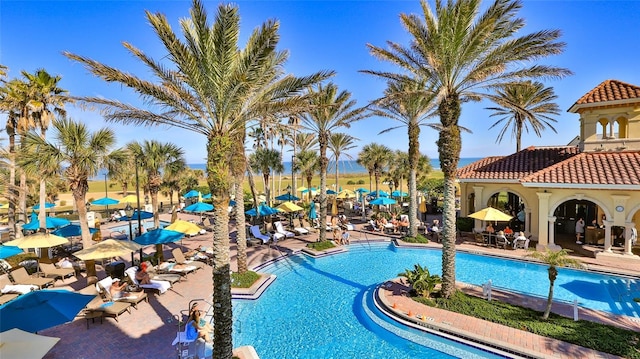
(369, 190, 389, 198)
(0, 245, 23, 259)
(308, 202, 317, 220)
(51, 224, 98, 238)
(118, 210, 153, 221)
(202, 193, 212, 199)
(183, 190, 201, 198)
(22, 212, 70, 231)
(326, 189, 337, 195)
(355, 188, 370, 193)
(229, 200, 236, 206)
(275, 193, 300, 201)
(183, 202, 214, 213)
(91, 197, 120, 206)
(0, 289, 96, 333)
(32, 202, 55, 210)
(391, 190, 408, 197)
(369, 197, 397, 206)
(133, 228, 185, 246)
(245, 205, 280, 217)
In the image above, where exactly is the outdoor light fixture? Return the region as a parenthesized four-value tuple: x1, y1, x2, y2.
(124, 203, 135, 263)
(85, 202, 91, 213)
(144, 195, 149, 205)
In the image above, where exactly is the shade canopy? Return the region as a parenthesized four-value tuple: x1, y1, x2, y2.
(202, 193, 212, 199)
(0, 290, 95, 333)
(296, 186, 308, 192)
(391, 190, 408, 197)
(369, 197, 397, 206)
(0, 328, 60, 359)
(0, 245, 23, 259)
(91, 197, 119, 206)
(118, 210, 153, 221)
(73, 239, 142, 261)
(468, 207, 513, 222)
(336, 189, 356, 199)
(4, 232, 69, 249)
(165, 220, 203, 236)
(119, 194, 140, 204)
(183, 202, 214, 213)
(355, 188, 370, 193)
(368, 190, 389, 198)
(276, 201, 303, 213)
(326, 189, 337, 195)
(245, 205, 280, 217)
(51, 224, 98, 238)
(22, 212, 70, 231)
(275, 193, 300, 201)
(183, 189, 201, 198)
(0, 203, 9, 209)
(133, 228, 185, 246)
(32, 202, 55, 210)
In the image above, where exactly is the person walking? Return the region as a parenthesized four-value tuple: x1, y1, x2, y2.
(575, 217, 585, 244)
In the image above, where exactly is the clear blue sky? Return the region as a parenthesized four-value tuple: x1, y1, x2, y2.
(2, 1, 639, 164)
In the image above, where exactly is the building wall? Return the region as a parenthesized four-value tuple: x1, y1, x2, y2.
(578, 104, 640, 152)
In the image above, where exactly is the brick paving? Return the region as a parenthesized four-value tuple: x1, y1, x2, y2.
(33, 213, 640, 359)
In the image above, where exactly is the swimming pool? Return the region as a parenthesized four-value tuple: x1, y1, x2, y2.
(108, 220, 171, 236)
(232, 242, 640, 358)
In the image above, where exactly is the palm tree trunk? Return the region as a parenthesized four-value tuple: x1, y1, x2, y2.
(73, 184, 96, 279)
(7, 132, 17, 242)
(543, 267, 557, 320)
(318, 134, 329, 242)
(38, 179, 47, 230)
(438, 96, 462, 299)
(19, 171, 27, 224)
(231, 140, 248, 274)
(150, 189, 164, 263)
(408, 122, 420, 237)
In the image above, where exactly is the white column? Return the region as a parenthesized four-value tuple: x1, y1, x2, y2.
(624, 222, 636, 255)
(603, 220, 613, 252)
(548, 216, 557, 246)
(536, 192, 552, 249)
(472, 186, 484, 230)
(525, 208, 532, 234)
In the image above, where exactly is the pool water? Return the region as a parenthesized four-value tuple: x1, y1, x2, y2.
(232, 242, 640, 358)
(108, 220, 171, 236)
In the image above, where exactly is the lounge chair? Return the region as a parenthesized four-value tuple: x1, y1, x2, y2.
(274, 221, 294, 239)
(249, 225, 271, 244)
(0, 274, 32, 306)
(474, 233, 487, 246)
(292, 219, 310, 236)
(9, 267, 55, 289)
(124, 266, 172, 294)
(171, 248, 205, 270)
(39, 262, 75, 282)
(367, 220, 382, 232)
(95, 276, 148, 309)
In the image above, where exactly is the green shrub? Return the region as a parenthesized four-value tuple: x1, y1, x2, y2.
(231, 271, 261, 288)
(456, 217, 474, 232)
(357, 179, 365, 184)
(399, 264, 441, 298)
(347, 180, 355, 185)
(401, 234, 429, 244)
(307, 240, 335, 251)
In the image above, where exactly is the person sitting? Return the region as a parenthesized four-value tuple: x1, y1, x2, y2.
(330, 216, 339, 229)
(485, 223, 495, 234)
(513, 231, 527, 249)
(398, 215, 409, 232)
(110, 210, 121, 222)
(495, 230, 509, 248)
(135, 262, 152, 285)
(189, 302, 212, 342)
(109, 278, 133, 299)
(341, 231, 350, 245)
(332, 227, 342, 244)
(429, 221, 440, 242)
(390, 216, 400, 233)
(503, 225, 514, 236)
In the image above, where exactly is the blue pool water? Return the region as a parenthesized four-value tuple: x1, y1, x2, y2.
(108, 220, 171, 236)
(232, 242, 640, 358)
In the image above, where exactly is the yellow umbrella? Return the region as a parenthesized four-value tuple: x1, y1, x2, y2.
(165, 219, 203, 236)
(331, 197, 338, 216)
(468, 207, 513, 222)
(0, 328, 60, 359)
(92, 218, 102, 241)
(276, 201, 303, 213)
(120, 194, 140, 204)
(5, 232, 69, 249)
(296, 186, 308, 192)
(336, 189, 356, 199)
(0, 203, 8, 209)
(419, 199, 427, 214)
(73, 239, 142, 261)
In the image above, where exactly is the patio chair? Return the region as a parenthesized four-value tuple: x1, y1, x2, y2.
(495, 233, 509, 249)
(292, 218, 310, 236)
(9, 267, 55, 289)
(95, 276, 148, 309)
(171, 248, 206, 270)
(124, 266, 172, 294)
(39, 262, 75, 282)
(514, 235, 531, 249)
(274, 221, 295, 239)
(249, 225, 272, 244)
(0, 274, 31, 306)
(78, 283, 132, 323)
(474, 233, 487, 246)
(367, 220, 382, 232)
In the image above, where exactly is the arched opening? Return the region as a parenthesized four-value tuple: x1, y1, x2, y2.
(597, 118, 608, 139)
(552, 199, 611, 247)
(615, 116, 628, 139)
(486, 191, 525, 232)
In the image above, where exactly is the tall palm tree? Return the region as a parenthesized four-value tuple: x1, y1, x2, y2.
(328, 133, 357, 192)
(364, 0, 570, 298)
(298, 83, 368, 242)
(64, 2, 331, 355)
(358, 143, 392, 198)
(295, 150, 319, 202)
(486, 81, 560, 152)
(370, 78, 436, 237)
(19, 118, 121, 277)
(527, 249, 582, 319)
(249, 148, 284, 206)
(287, 116, 301, 190)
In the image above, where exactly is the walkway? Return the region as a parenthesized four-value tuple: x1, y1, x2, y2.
(36, 213, 640, 359)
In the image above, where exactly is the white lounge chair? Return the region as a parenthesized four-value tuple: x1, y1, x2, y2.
(124, 267, 171, 294)
(274, 221, 295, 238)
(249, 225, 271, 244)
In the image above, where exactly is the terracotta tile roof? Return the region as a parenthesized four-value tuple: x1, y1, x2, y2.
(456, 146, 580, 181)
(522, 151, 640, 186)
(572, 79, 640, 106)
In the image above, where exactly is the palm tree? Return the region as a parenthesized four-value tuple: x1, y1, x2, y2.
(295, 150, 320, 202)
(370, 78, 436, 237)
(358, 143, 392, 198)
(249, 148, 284, 206)
(364, 0, 571, 298)
(526, 249, 582, 319)
(298, 83, 368, 242)
(64, 2, 331, 355)
(486, 81, 561, 152)
(328, 133, 357, 192)
(19, 118, 121, 277)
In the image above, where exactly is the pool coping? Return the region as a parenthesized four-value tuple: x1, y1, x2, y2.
(231, 273, 276, 300)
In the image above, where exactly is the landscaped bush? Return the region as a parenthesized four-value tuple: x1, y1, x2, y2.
(357, 179, 365, 184)
(401, 234, 429, 244)
(347, 180, 355, 185)
(411, 290, 640, 358)
(456, 217, 474, 232)
(231, 271, 260, 288)
(307, 241, 335, 251)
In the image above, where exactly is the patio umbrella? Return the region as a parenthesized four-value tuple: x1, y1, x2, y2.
(331, 197, 338, 216)
(369, 197, 397, 206)
(276, 201, 303, 213)
(336, 189, 356, 199)
(73, 239, 142, 261)
(275, 193, 300, 201)
(468, 207, 513, 222)
(0, 245, 23, 259)
(183, 189, 201, 198)
(419, 200, 428, 214)
(202, 193, 212, 199)
(165, 220, 203, 236)
(0, 203, 9, 209)
(32, 202, 55, 210)
(0, 290, 95, 333)
(326, 189, 337, 195)
(91, 197, 119, 206)
(245, 204, 280, 217)
(4, 232, 69, 249)
(391, 190, 408, 197)
(118, 210, 153, 221)
(369, 190, 389, 198)
(51, 224, 98, 238)
(133, 228, 185, 246)
(22, 212, 70, 231)
(0, 328, 60, 359)
(355, 188, 369, 193)
(183, 202, 214, 213)
(296, 186, 308, 192)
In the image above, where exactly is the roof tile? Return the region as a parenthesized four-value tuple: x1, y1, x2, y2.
(573, 79, 640, 106)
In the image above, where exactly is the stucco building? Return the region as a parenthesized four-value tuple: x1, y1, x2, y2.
(457, 80, 640, 259)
